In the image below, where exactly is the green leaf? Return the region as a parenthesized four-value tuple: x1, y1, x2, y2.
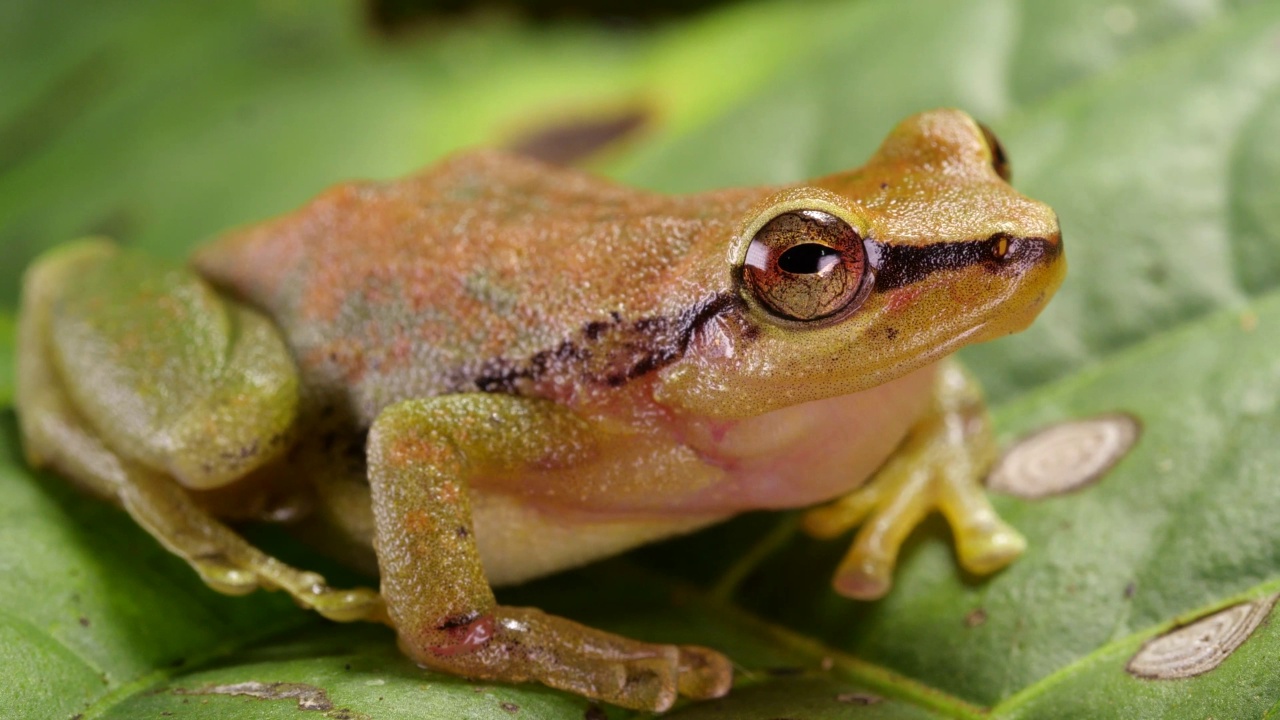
(0, 312, 12, 408)
(4, 0, 1280, 718)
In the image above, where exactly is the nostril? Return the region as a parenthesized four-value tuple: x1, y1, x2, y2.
(989, 234, 1012, 262)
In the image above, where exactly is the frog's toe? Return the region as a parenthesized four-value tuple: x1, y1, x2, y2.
(193, 558, 261, 596)
(305, 586, 387, 623)
(832, 553, 895, 600)
(805, 440, 1025, 600)
(603, 653, 681, 712)
(676, 645, 733, 700)
(533, 637, 684, 711)
(804, 456, 933, 600)
(939, 478, 1026, 575)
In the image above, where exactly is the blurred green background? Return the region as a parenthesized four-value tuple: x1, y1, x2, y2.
(3, 1, 1280, 718)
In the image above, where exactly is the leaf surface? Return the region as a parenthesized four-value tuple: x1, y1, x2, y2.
(2, 0, 1279, 718)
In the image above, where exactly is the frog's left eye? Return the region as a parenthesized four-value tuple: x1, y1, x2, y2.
(977, 122, 1011, 182)
(742, 209, 868, 323)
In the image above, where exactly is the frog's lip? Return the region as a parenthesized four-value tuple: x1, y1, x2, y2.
(891, 251, 1064, 368)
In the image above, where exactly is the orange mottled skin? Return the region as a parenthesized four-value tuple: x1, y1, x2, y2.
(196, 155, 766, 425)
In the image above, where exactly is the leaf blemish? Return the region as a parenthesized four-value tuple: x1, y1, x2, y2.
(964, 608, 988, 628)
(836, 691, 883, 705)
(173, 681, 336, 712)
(1126, 595, 1278, 680)
(988, 413, 1141, 499)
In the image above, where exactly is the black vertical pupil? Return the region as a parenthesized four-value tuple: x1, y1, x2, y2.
(778, 243, 839, 274)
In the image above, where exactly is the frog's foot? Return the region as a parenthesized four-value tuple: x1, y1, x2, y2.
(121, 469, 387, 623)
(367, 394, 733, 710)
(405, 606, 731, 712)
(25, 408, 387, 622)
(803, 450, 1024, 599)
(802, 362, 1025, 599)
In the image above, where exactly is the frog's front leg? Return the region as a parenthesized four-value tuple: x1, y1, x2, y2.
(802, 361, 1026, 599)
(367, 394, 732, 711)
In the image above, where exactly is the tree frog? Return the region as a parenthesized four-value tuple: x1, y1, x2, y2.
(16, 109, 1063, 711)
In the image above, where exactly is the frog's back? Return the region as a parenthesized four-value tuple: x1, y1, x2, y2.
(194, 151, 764, 426)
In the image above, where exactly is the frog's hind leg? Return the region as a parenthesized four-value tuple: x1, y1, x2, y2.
(802, 360, 1026, 599)
(15, 239, 382, 623)
(367, 394, 732, 711)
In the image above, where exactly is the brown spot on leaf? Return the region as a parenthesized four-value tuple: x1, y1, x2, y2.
(173, 681, 348, 713)
(988, 413, 1141, 499)
(836, 691, 884, 705)
(508, 110, 648, 166)
(964, 608, 988, 628)
(1127, 595, 1277, 680)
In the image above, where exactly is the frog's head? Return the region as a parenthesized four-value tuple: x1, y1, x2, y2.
(657, 109, 1064, 418)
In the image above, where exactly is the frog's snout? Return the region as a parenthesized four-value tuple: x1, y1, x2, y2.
(999, 231, 1063, 270)
(995, 228, 1066, 334)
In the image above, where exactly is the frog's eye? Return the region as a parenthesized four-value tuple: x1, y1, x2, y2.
(741, 209, 868, 323)
(977, 122, 1011, 182)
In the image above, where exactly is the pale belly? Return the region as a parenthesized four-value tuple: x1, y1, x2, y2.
(295, 362, 937, 586)
(471, 492, 725, 586)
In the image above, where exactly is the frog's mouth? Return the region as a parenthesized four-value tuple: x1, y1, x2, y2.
(863, 230, 1065, 373)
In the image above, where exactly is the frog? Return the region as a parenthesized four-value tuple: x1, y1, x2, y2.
(15, 109, 1063, 712)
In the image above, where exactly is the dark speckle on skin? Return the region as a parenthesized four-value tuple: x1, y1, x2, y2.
(78, 616, 89, 627)
(438, 611, 481, 630)
(500, 701, 520, 713)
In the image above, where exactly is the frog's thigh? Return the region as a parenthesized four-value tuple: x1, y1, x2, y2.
(16, 240, 381, 622)
(367, 394, 731, 712)
(802, 360, 1026, 599)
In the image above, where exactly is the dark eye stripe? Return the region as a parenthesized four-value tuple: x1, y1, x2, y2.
(871, 234, 1061, 291)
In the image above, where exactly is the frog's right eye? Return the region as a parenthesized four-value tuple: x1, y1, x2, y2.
(741, 209, 868, 323)
(977, 122, 1012, 182)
